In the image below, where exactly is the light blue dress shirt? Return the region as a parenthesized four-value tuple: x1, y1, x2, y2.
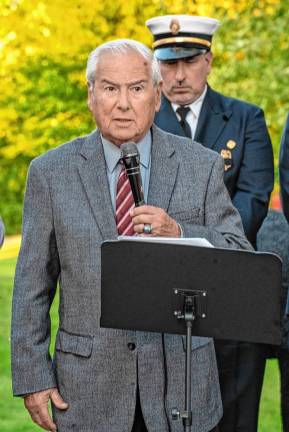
(101, 132, 152, 212)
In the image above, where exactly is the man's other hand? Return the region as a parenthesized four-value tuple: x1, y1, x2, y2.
(24, 388, 68, 431)
(131, 205, 181, 237)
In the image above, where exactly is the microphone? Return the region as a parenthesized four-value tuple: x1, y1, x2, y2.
(120, 142, 145, 207)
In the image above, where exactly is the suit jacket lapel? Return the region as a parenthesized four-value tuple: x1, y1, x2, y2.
(77, 126, 178, 236)
(148, 125, 179, 211)
(195, 86, 232, 149)
(77, 130, 117, 239)
(155, 96, 186, 137)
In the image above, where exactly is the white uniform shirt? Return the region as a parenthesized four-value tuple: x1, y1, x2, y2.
(172, 85, 207, 139)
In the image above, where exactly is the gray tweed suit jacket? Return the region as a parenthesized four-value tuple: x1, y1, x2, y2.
(11, 125, 252, 432)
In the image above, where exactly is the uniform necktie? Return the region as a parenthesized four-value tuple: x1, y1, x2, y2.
(115, 163, 135, 236)
(176, 106, 192, 138)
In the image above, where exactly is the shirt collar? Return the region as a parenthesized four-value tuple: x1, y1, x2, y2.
(101, 130, 152, 174)
(172, 84, 207, 118)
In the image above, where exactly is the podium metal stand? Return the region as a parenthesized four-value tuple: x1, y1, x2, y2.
(100, 240, 282, 431)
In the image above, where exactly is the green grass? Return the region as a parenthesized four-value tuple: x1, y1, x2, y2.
(0, 258, 59, 431)
(0, 258, 283, 431)
(259, 360, 282, 431)
(0, 258, 38, 431)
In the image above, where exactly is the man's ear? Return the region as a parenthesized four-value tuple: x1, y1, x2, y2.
(205, 51, 213, 75)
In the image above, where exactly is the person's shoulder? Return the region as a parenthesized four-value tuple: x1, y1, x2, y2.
(257, 210, 289, 248)
(190, 140, 222, 170)
(258, 209, 289, 234)
(209, 87, 263, 114)
(30, 130, 97, 171)
(152, 124, 219, 164)
(153, 124, 190, 146)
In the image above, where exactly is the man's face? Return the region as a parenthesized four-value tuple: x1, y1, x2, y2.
(88, 51, 162, 146)
(159, 52, 213, 105)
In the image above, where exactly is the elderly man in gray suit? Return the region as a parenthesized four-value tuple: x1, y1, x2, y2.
(11, 39, 252, 432)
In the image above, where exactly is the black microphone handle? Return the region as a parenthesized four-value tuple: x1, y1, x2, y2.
(120, 141, 145, 207)
(126, 166, 145, 207)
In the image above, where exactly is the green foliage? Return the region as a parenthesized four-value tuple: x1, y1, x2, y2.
(1, 0, 288, 233)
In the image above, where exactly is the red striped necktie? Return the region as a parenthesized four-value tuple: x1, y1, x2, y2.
(115, 163, 135, 236)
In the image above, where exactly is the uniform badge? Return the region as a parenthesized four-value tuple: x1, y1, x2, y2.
(220, 149, 233, 172)
(170, 19, 180, 35)
(226, 140, 236, 150)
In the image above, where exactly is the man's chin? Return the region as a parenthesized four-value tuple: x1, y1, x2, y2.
(172, 94, 195, 105)
(164, 89, 195, 106)
(105, 130, 139, 146)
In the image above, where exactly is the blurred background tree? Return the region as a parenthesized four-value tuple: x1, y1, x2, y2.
(1, 0, 288, 233)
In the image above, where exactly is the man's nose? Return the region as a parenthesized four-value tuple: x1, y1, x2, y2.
(175, 61, 186, 83)
(117, 89, 130, 110)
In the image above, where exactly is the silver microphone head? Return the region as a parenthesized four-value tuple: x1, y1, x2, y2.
(120, 142, 139, 159)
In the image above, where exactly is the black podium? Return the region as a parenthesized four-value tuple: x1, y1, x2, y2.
(100, 240, 282, 431)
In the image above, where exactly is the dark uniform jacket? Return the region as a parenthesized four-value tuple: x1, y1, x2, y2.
(155, 86, 274, 245)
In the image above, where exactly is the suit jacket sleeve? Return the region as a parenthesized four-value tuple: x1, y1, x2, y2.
(279, 114, 289, 223)
(11, 161, 59, 396)
(181, 155, 253, 251)
(0, 216, 4, 247)
(231, 107, 274, 245)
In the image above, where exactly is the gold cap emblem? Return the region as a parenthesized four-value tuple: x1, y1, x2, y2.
(170, 19, 180, 35)
(226, 140, 236, 150)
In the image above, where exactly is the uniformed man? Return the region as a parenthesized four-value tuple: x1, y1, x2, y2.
(146, 14, 274, 432)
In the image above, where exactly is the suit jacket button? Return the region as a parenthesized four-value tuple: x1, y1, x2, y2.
(127, 342, 136, 351)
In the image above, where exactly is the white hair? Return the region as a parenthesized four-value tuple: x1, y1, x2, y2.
(86, 39, 162, 88)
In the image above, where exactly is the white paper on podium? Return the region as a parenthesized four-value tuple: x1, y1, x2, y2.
(117, 236, 214, 248)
